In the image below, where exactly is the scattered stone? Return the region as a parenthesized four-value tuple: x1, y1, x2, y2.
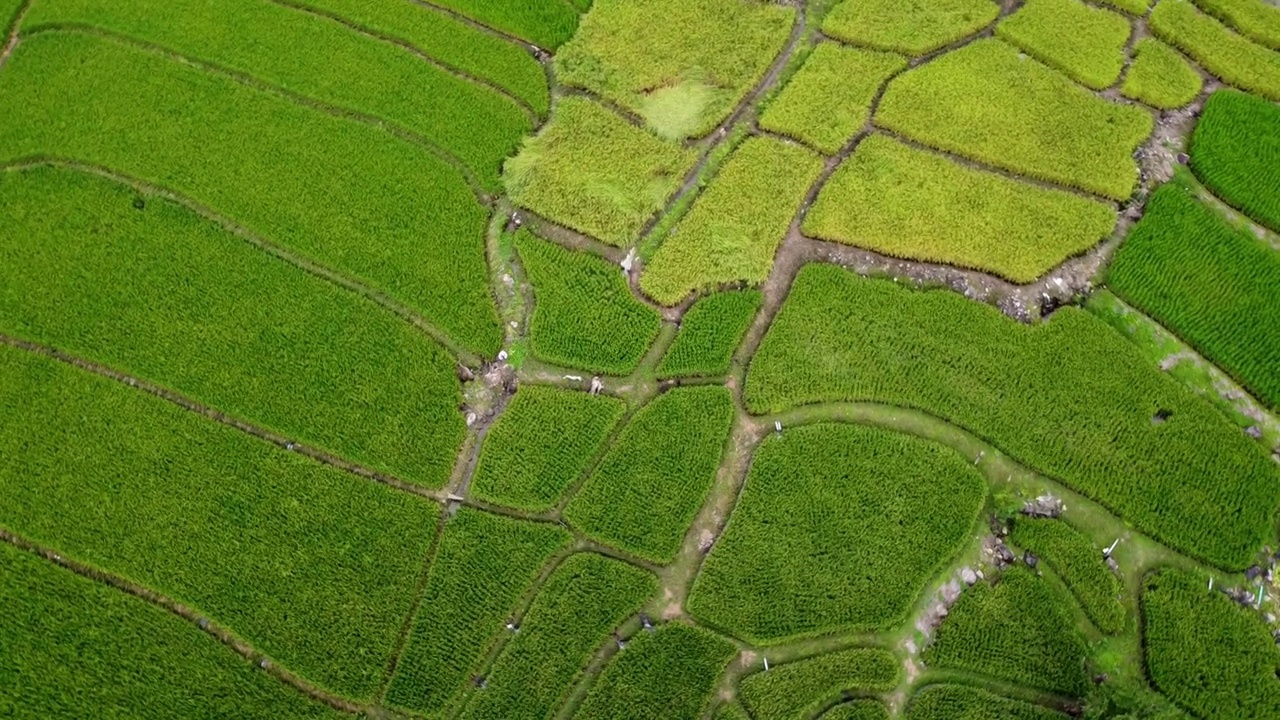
(941, 579, 961, 605)
(497, 350, 509, 363)
(1247, 565, 1263, 581)
(1245, 425, 1263, 439)
(960, 567, 978, 586)
(904, 638, 917, 655)
(997, 544, 1015, 566)
(589, 376, 604, 395)
(698, 528, 715, 553)
(621, 248, 637, 274)
(1022, 495, 1064, 518)
(197, 617, 209, 630)
(473, 675, 487, 689)
(466, 412, 478, 427)
(259, 658, 271, 670)
(1272, 629, 1280, 645)
(641, 615, 654, 632)
(1266, 613, 1276, 624)
(456, 365, 475, 382)
(1106, 556, 1120, 573)
(1176, 152, 1189, 164)
(1024, 550, 1039, 569)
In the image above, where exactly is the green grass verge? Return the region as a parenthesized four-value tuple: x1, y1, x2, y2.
(1151, 0, 1280, 101)
(805, 134, 1116, 283)
(924, 568, 1090, 696)
(744, 264, 1280, 570)
(1010, 518, 1127, 634)
(289, 0, 550, 114)
(996, 0, 1131, 90)
(737, 647, 899, 720)
(515, 231, 662, 374)
(0, 165, 464, 487)
(1107, 181, 1280, 412)
(430, 0, 581, 49)
(505, 97, 696, 246)
(565, 386, 735, 564)
(822, 0, 998, 56)
(460, 553, 656, 720)
(641, 136, 823, 305)
(23, 0, 531, 189)
(824, 700, 891, 720)
(689, 424, 985, 644)
(905, 684, 1070, 719)
(575, 623, 737, 720)
(555, 0, 794, 139)
(0, 543, 345, 719)
(385, 509, 571, 716)
(658, 290, 762, 378)
(1121, 38, 1203, 109)
(1191, 0, 1280, 49)
(758, 43, 907, 154)
(0, 344, 439, 700)
(876, 38, 1152, 200)
(1143, 568, 1280, 717)
(1190, 88, 1280, 234)
(470, 386, 626, 511)
(0, 31, 502, 355)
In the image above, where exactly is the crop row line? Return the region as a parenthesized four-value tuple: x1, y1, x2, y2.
(0, 525, 364, 715)
(0, 157, 483, 366)
(22, 24, 494, 204)
(375, 505, 450, 705)
(409, 0, 545, 56)
(556, 86, 654, 137)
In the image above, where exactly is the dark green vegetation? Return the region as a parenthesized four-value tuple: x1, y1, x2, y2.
(461, 553, 656, 720)
(690, 424, 985, 643)
(924, 568, 1089, 696)
(0, 164, 463, 487)
(575, 623, 737, 720)
(658, 290, 762, 378)
(822, 0, 999, 56)
(566, 386, 735, 563)
(905, 684, 1070, 719)
(1142, 568, 1280, 717)
(1010, 518, 1126, 634)
(822, 700, 891, 720)
(996, 0, 1130, 90)
(876, 38, 1152, 200)
(0, 344, 438, 700)
(470, 386, 626, 510)
(516, 231, 661, 374)
(1121, 38, 1203, 109)
(1190, 89, 1280, 233)
(1151, 0, 1280, 101)
(737, 648, 898, 720)
(746, 265, 1280, 569)
(1108, 182, 1280, 412)
(386, 509, 571, 715)
(0, 31, 502, 355)
(0, 543, 343, 719)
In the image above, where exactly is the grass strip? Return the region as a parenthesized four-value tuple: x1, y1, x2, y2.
(906, 684, 1070, 719)
(1121, 38, 1203, 108)
(1190, 88, 1280, 233)
(1010, 518, 1127, 634)
(737, 647, 899, 719)
(658, 290, 762, 378)
(996, 0, 1131, 90)
(822, 0, 999, 56)
(1150, 0, 1280, 101)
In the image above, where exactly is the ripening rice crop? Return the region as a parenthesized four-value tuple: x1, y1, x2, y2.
(0, 165, 464, 487)
(460, 553, 656, 720)
(737, 647, 898, 720)
(745, 264, 1280, 570)
(515, 231, 662, 375)
(1190, 89, 1280, 234)
(876, 39, 1153, 200)
(1191, 0, 1280, 49)
(505, 97, 696, 247)
(429, 0, 583, 49)
(1121, 38, 1203, 109)
(822, 0, 999, 56)
(923, 568, 1090, 696)
(1010, 518, 1126, 634)
(575, 623, 737, 720)
(1151, 0, 1280, 101)
(804, 134, 1116, 283)
(469, 386, 626, 511)
(1143, 568, 1280, 718)
(1107, 182, 1280, 411)
(0, 344, 439, 700)
(641, 137, 823, 306)
(658, 290, 762, 378)
(996, 0, 1131, 90)
(689, 424, 985, 644)
(565, 386, 735, 563)
(905, 684, 1071, 719)
(0, 543, 345, 719)
(758, 43, 907, 154)
(555, 0, 794, 139)
(386, 509, 571, 716)
(824, 701, 891, 720)
(0, 31, 503, 355)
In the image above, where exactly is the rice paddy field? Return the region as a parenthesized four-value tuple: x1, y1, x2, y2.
(1, 0, 1278, 718)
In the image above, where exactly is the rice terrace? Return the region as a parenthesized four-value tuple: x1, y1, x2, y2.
(3, 0, 1280, 717)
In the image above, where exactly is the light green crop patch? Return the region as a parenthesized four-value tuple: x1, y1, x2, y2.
(505, 97, 696, 247)
(759, 42, 907, 154)
(805, 134, 1116, 283)
(555, 0, 794, 139)
(1151, 0, 1280, 101)
(996, 0, 1131, 90)
(1121, 38, 1203, 108)
(641, 137, 823, 305)
(1191, 0, 1280, 50)
(823, 0, 999, 56)
(876, 38, 1153, 200)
